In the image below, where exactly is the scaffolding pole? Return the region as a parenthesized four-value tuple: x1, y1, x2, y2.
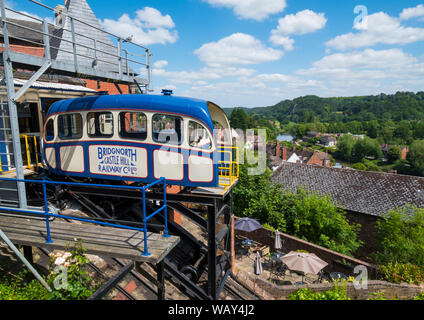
(1, 0, 27, 208)
(0, 228, 52, 292)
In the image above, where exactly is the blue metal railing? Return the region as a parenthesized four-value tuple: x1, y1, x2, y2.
(0, 176, 169, 257)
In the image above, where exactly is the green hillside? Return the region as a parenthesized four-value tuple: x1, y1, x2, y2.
(226, 92, 424, 123)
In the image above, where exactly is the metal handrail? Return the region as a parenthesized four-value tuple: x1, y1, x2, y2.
(28, 0, 149, 51)
(3, 1, 151, 84)
(0, 177, 169, 257)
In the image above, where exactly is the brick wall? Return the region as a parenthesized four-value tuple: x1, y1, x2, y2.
(306, 152, 323, 166)
(235, 221, 377, 277)
(235, 270, 424, 300)
(0, 44, 45, 57)
(345, 211, 380, 263)
(85, 79, 130, 95)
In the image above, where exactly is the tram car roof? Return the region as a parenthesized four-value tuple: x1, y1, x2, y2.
(47, 94, 219, 131)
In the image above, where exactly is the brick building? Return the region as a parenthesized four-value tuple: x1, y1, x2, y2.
(267, 141, 332, 170)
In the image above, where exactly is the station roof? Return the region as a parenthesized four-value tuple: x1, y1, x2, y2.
(47, 94, 215, 130)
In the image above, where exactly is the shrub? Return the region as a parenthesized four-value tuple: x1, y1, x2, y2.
(378, 262, 424, 285)
(374, 205, 424, 267)
(287, 282, 351, 300)
(0, 271, 49, 300)
(413, 292, 424, 300)
(46, 239, 102, 300)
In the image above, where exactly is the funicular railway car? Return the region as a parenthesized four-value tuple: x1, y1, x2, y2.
(42, 94, 238, 188)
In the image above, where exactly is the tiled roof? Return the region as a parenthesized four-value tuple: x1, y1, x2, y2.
(271, 162, 424, 217)
(0, 18, 55, 44)
(51, 0, 131, 74)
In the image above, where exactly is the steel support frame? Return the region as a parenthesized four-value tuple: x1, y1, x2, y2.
(1, 0, 27, 208)
(207, 192, 233, 300)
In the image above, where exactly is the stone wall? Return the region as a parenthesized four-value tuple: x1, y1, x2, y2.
(235, 270, 424, 300)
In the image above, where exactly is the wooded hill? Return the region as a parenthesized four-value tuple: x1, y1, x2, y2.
(224, 92, 424, 123)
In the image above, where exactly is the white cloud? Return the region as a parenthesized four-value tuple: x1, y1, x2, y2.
(102, 7, 178, 46)
(269, 35, 294, 51)
(270, 10, 327, 50)
(326, 12, 424, 51)
(272, 10, 327, 36)
(203, 0, 286, 21)
(153, 60, 169, 69)
(297, 49, 424, 87)
(400, 4, 424, 20)
(135, 7, 175, 29)
(194, 33, 284, 68)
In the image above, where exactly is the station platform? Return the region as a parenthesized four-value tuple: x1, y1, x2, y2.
(0, 215, 180, 264)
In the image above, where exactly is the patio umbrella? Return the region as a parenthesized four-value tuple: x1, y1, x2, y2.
(281, 251, 328, 276)
(275, 230, 282, 250)
(234, 218, 262, 232)
(254, 251, 263, 275)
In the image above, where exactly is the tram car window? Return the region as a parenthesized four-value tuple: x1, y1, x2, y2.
(87, 112, 114, 138)
(189, 121, 212, 149)
(45, 118, 55, 142)
(58, 113, 83, 140)
(119, 112, 148, 140)
(152, 114, 183, 145)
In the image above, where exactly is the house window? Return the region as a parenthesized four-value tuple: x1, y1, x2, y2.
(87, 112, 114, 138)
(44, 119, 55, 141)
(119, 112, 147, 140)
(189, 121, 212, 149)
(152, 114, 183, 145)
(58, 113, 83, 140)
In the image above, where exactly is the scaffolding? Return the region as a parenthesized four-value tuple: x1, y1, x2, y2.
(0, 0, 152, 209)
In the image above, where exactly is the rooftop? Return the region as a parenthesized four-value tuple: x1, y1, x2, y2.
(271, 162, 424, 217)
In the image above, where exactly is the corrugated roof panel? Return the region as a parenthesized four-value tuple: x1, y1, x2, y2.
(14, 78, 96, 93)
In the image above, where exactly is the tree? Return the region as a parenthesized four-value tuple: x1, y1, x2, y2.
(409, 140, 424, 176)
(230, 108, 249, 130)
(367, 120, 379, 139)
(394, 120, 413, 144)
(352, 163, 367, 171)
(374, 206, 424, 268)
(387, 146, 401, 163)
(335, 134, 356, 162)
(351, 137, 382, 162)
(233, 163, 362, 256)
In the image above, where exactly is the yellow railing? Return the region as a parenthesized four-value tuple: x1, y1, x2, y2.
(20, 134, 40, 170)
(218, 145, 239, 189)
(0, 134, 40, 175)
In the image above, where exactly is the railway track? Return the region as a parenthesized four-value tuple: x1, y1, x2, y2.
(25, 180, 260, 301)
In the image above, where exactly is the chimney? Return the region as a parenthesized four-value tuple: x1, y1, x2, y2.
(276, 141, 281, 158)
(282, 147, 287, 161)
(54, 5, 66, 27)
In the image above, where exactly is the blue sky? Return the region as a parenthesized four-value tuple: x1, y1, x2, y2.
(10, 0, 424, 108)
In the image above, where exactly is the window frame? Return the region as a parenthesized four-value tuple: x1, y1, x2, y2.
(44, 118, 55, 142)
(87, 111, 114, 138)
(58, 113, 83, 140)
(118, 111, 148, 141)
(152, 113, 184, 146)
(188, 120, 213, 150)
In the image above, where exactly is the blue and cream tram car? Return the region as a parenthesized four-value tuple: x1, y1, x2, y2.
(42, 94, 238, 188)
